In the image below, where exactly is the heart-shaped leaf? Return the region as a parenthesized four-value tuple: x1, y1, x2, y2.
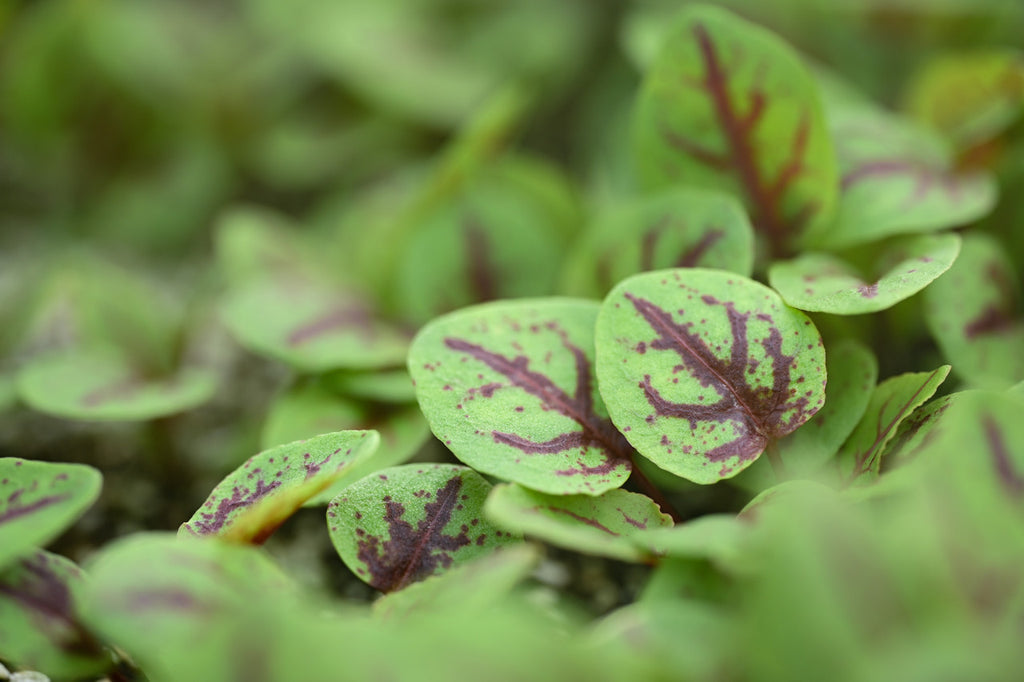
(562, 188, 755, 298)
(327, 464, 520, 593)
(769, 233, 961, 314)
(179, 430, 380, 544)
(924, 233, 1024, 389)
(632, 4, 838, 252)
(815, 108, 996, 249)
(222, 275, 409, 372)
(484, 484, 673, 563)
(837, 365, 950, 483)
(16, 349, 215, 421)
(0, 550, 108, 679)
(409, 299, 634, 495)
(260, 383, 430, 506)
(596, 269, 826, 484)
(0, 459, 101, 569)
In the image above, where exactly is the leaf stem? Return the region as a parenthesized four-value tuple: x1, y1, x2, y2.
(765, 440, 786, 480)
(627, 461, 684, 524)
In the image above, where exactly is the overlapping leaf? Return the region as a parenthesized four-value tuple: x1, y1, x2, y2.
(0, 550, 108, 679)
(924, 233, 1024, 389)
(0, 459, 102, 568)
(16, 349, 216, 421)
(485, 485, 673, 563)
(179, 430, 380, 543)
(770, 234, 961, 314)
(632, 4, 838, 252)
(409, 299, 634, 495)
(562, 188, 755, 298)
(328, 464, 520, 593)
(596, 269, 826, 484)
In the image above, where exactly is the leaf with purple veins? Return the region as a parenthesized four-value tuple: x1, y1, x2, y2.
(0, 459, 102, 569)
(596, 269, 826, 484)
(328, 464, 520, 593)
(179, 430, 380, 544)
(409, 299, 634, 495)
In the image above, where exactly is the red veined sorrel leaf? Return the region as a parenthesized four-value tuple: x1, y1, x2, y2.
(327, 464, 520, 593)
(409, 298, 634, 495)
(632, 4, 837, 255)
(595, 269, 826, 484)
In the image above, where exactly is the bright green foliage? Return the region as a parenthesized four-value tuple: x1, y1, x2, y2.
(409, 299, 633, 495)
(836, 366, 950, 483)
(0, 550, 109, 679)
(222, 275, 410, 372)
(596, 269, 826, 484)
(16, 349, 216, 421)
(881, 392, 962, 470)
(0, 458, 101, 568)
(817, 107, 996, 249)
(631, 513, 747, 566)
(924, 233, 1024, 389)
(485, 485, 672, 563)
(327, 368, 418, 403)
(632, 4, 838, 252)
(213, 205, 322, 288)
(179, 430, 380, 543)
(562, 188, 754, 297)
(769, 233, 961, 314)
(903, 49, 1024, 150)
(327, 464, 520, 592)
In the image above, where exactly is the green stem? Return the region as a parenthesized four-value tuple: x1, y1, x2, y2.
(765, 440, 786, 480)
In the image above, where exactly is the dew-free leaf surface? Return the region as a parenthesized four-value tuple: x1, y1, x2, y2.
(770, 233, 961, 314)
(485, 484, 672, 563)
(596, 269, 826, 484)
(329, 464, 520, 592)
(562, 188, 754, 298)
(837, 366, 950, 482)
(0, 459, 101, 568)
(179, 430, 380, 543)
(632, 4, 837, 251)
(409, 299, 634, 495)
(326, 368, 418, 404)
(16, 350, 216, 421)
(924, 233, 1024, 389)
(0, 550, 108, 679)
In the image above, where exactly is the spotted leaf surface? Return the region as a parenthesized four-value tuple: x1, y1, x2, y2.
(837, 366, 950, 483)
(222, 275, 409, 372)
(179, 430, 380, 544)
(0, 550, 108, 679)
(485, 484, 672, 563)
(880, 392, 962, 470)
(409, 299, 634, 495)
(815, 108, 996, 249)
(596, 269, 826, 484)
(328, 464, 520, 593)
(260, 383, 430, 506)
(924, 233, 1024, 389)
(562, 189, 754, 298)
(769, 233, 961, 315)
(632, 4, 837, 251)
(16, 349, 215, 421)
(0, 459, 101, 569)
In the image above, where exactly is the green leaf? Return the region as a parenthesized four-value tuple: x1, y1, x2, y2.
(637, 514, 749, 566)
(222, 275, 409, 372)
(179, 430, 380, 544)
(0, 550, 108, 679)
(327, 464, 520, 593)
(409, 299, 634, 496)
(213, 204, 320, 288)
(595, 269, 827, 484)
(326, 368, 418, 404)
(816, 107, 996, 249)
(632, 4, 838, 252)
(903, 49, 1024, 150)
(880, 392, 961, 470)
(561, 188, 755, 298)
(769, 233, 961, 314)
(836, 365, 951, 482)
(16, 349, 215, 421)
(484, 484, 673, 563)
(924, 233, 1024, 389)
(260, 383, 430, 506)
(0, 458, 101, 568)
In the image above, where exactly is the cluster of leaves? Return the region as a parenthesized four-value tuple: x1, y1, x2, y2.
(2, 1, 1024, 680)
